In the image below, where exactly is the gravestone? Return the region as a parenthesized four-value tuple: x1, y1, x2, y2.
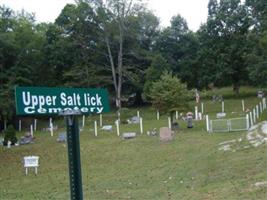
(147, 128, 157, 136)
(127, 116, 140, 124)
(216, 112, 226, 118)
(57, 133, 67, 142)
(159, 127, 174, 142)
(257, 91, 264, 98)
(101, 125, 112, 131)
(19, 134, 34, 145)
(186, 112, 193, 128)
(122, 132, 136, 139)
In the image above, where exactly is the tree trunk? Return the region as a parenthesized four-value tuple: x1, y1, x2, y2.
(117, 18, 124, 109)
(233, 84, 240, 95)
(105, 36, 120, 108)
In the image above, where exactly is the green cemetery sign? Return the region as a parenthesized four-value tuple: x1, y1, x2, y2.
(15, 86, 110, 115)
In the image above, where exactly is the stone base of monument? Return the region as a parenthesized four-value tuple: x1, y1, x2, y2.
(159, 127, 174, 142)
(122, 132, 136, 139)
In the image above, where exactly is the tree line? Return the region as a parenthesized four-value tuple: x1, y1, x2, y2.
(0, 0, 267, 125)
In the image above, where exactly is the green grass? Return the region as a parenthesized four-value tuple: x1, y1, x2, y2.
(1, 96, 267, 200)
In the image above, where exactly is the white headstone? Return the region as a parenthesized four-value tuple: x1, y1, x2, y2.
(30, 125, 33, 137)
(206, 115, 210, 132)
(176, 111, 178, 120)
(7, 140, 11, 148)
(201, 102, 204, 114)
(256, 105, 259, 118)
(50, 123, 53, 137)
(140, 117, 143, 134)
(34, 119, 37, 131)
(242, 100, 245, 112)
(100, 114, 103, 127)
(49, 117, 52, 127)
(222, 101, 225, 113)
(195, 106, 198, 120)
(157, 110, 159, 120)
(94, 121, 97, 137)
(116, 120, 120, 136)
(82, 115, 85, 127)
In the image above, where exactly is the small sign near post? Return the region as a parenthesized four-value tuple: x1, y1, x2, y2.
(15, 86, 110, 200)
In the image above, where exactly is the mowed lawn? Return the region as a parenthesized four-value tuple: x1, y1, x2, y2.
(1, 96, 267, 199)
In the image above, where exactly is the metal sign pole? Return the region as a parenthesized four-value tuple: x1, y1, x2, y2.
(61, 110, 83, 200)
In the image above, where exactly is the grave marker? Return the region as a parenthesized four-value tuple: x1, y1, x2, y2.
(94, 121, 97, 137)
(140, 117, 143, 134)
(242, 100, 245, 112)
(34, 119, 37, 131)
(195, 106, 198, 120)
(82, 115, 85, 127)
(256, 105, 259, 118)
(116, 120, 120, 136)
(159, 127, 174, 142)
(99, 114, 103, 127)
(30, 125, 33, 137)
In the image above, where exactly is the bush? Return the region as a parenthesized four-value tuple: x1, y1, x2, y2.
(3, 125, 17, 146)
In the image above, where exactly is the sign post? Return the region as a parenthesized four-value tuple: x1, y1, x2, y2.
(60, 110, 83, 200)
(15, 86, 110, 200)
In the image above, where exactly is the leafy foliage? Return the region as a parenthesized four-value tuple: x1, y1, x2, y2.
(3, 124, 17, 146)
(149, 72, 191, 114)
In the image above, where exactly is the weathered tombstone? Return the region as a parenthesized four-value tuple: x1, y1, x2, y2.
(19, 133, 35, 145)
(159, 127, 174, 142)
(216, 112, 226, 118)
(101, 125, 112, 131)
(57, 132, 67, 142)
(186, 112, 193, 128)
(122, 132, 136, 139)
(127, 116, 140, 124)
(7, 140, 11, 148)
(257, 90, 264, 98)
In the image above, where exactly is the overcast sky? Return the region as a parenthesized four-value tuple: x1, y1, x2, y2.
(1, 0, 209, 31)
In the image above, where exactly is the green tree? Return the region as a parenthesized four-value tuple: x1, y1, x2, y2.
(143, 54, 171, 100)
(196, 0, 251, 94)
(3, 124, 17, 146)
(149, 72, 191, 124)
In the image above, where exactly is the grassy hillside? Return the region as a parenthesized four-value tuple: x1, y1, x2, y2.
(0, 96, 267, 200)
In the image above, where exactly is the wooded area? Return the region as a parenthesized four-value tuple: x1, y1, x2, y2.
(0, 0, 267, 124)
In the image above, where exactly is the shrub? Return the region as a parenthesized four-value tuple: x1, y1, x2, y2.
(3, 125, 17, 146)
